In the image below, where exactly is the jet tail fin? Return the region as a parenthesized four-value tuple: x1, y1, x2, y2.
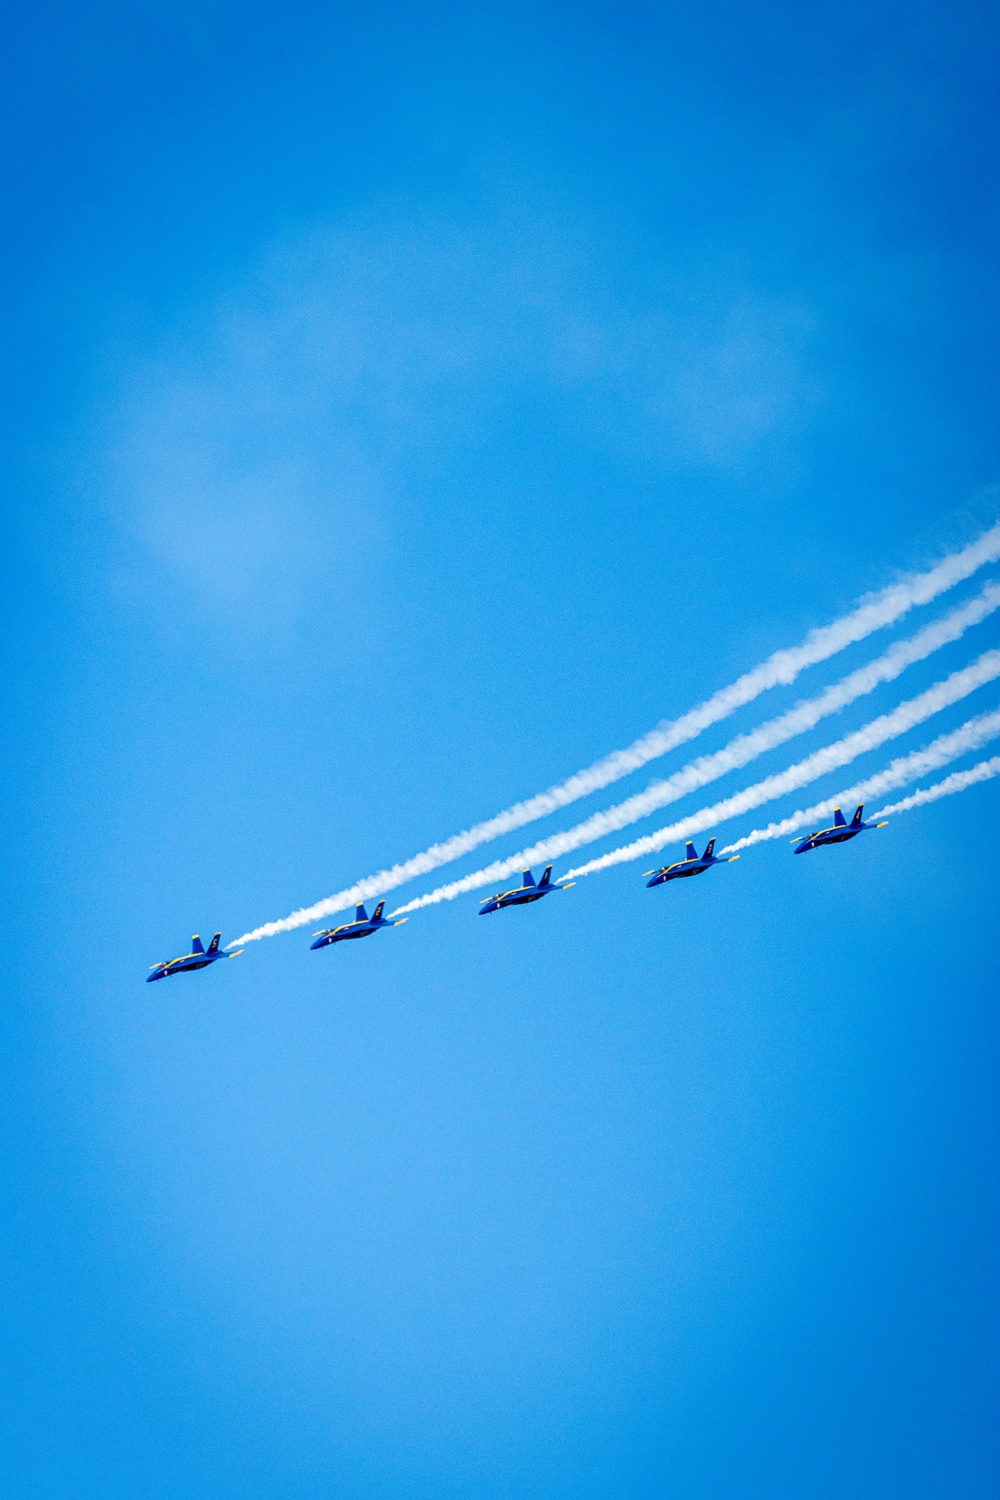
(685, 842, 697, 860)
(850, 804, 865, 826)
(207, 933, 221, 954)
(522, 868, 535, 886)
(356, 903, 369, 921)
(373, 901, 385, 921)
(539, 865, 553, 886)
(702, 838, 716, 860)
(191, 935, 205, 954)
(833, 808, 847, 827)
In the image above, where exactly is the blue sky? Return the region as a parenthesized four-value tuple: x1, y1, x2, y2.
(3, 2, 1000, 1495)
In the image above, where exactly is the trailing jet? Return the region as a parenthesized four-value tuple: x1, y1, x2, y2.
(311, 901, 407, 949)
(792, 803, 888, 854)
(644, 838, 739, 887)
(479, 865, 574, 914)
(147, 932, 241, 982)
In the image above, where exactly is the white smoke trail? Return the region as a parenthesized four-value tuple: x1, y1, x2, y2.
(389, 651, 1000, 910)
(413, 580, 998, 873)
(717, 714, 1000, 853)
(871, 756, 1000, 819)
(231, 521, 1000, 944)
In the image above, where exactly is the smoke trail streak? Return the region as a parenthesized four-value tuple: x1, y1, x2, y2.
(871, 756, 1000, 819)
(230, 521, 1000, 944)
(717, 714, 1000, 854)
(389, 652, 1000, 910)
(387, 581, 998, 881)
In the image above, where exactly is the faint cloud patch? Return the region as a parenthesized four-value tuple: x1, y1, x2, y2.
(97, 205, 822, 644)
(661, 299, 817, 467)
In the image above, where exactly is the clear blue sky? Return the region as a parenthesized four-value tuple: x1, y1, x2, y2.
(3, 2, 999, 1495)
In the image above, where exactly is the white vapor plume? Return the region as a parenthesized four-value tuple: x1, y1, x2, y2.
(717, 713, 1000, 853)
(870, 756, 1000, 818)
(390, 650, 1000, 910)
(395, 581, 998, 875)
(230, 523, 1000, 945)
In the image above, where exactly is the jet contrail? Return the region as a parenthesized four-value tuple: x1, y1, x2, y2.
(230, 521, 1000, 944)
(871, 755, 1000, 819)
(717, 715, 1000, 853)
(392, 581, 999, 878)
(389, 651, 1000, 910)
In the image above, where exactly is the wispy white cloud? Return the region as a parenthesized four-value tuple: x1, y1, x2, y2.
(100, 209, 825, 638)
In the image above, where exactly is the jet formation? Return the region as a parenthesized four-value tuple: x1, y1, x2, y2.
(145, 805, 886, 980)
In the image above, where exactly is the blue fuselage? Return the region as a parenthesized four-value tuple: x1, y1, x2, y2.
(647, 858, 713, 886)
(480, 887, 551, 913)
(311, 919, 389, 947)
(147, 952, 223, 981)
(795, 825, 864, 852)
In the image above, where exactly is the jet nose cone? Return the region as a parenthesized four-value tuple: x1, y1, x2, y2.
(310, 935, 328, 949)
(479, 901, 498, 915)
(146, 970, 163, 982)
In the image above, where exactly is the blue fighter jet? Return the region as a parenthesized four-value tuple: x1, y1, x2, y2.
(311, 901, 407, 949)
(792, 803, 888, 853)
(479, 865, 574, 914)
(147, 932, 241, 982)
(644, 838, 739, 887)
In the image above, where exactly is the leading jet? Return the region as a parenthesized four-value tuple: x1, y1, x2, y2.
(311, 901, 407, 949)
(644, 838, 739, 887)
(479, 865, 574, 914)
(147, 932, 241, 982)
(792, 803, 888, 854)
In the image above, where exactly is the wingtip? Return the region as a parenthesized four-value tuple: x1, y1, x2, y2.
(394, 918, 408, 925)
(728, 855, 740, 862)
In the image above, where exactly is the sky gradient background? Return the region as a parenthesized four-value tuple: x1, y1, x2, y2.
(3, 2, 1000, 1495)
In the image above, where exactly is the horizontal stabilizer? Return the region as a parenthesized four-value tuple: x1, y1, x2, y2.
(191, 935, 205, 954)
